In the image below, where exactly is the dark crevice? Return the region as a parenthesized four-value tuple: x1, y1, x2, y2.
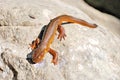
(1, 52, 18, 80)
(84, 0, 120, 19)
(7, 63, 18, 80)
(0, 67, 3, 72)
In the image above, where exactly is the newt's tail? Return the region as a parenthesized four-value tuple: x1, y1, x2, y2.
(58, 15, 97, 28)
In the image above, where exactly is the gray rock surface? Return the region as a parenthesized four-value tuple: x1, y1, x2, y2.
(61, 0, 120, 37)
(0, 0, 120, 80)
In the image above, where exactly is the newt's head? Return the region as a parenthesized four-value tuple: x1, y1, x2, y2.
(32, 45, 47, 63)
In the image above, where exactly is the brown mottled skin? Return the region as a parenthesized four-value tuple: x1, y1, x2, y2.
(30, 15, 97, 65)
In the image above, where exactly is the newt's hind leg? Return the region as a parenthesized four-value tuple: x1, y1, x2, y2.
(57, 25, 67, 41)
(29, 38, 40, 50)
(48, 48, 58, 65)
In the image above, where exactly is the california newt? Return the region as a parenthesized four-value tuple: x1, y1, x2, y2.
(30, 15, 97, 65)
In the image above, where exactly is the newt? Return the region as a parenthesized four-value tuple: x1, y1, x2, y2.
(30, 15, 97, 65)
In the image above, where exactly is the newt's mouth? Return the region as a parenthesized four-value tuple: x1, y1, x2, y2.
(32, 57, 44, 63)
(26, 51, 44, 64)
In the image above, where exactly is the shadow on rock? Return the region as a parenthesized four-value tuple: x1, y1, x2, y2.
(26, 25, 46, 64)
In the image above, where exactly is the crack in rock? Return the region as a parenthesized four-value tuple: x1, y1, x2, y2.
(0, 51, 36, 80)
(0, 67, 3, 72)
(1, 52, 18, 80)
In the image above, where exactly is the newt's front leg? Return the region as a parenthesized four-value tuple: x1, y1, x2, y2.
(29, 38, 40, 50)
(48, 48, 58, 65)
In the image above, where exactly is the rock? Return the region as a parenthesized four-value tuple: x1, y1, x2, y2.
(0, 48, 64, 80)
(1, 51, 35, 80)
(84, 0, 120, 19)
(61, 0, 120, 37)
(0, 0, 120, 80)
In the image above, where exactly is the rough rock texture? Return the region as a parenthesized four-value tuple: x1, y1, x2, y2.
(0, 0, 120, 80)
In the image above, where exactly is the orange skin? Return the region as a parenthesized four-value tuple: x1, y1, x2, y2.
(30, 15, 97, 65)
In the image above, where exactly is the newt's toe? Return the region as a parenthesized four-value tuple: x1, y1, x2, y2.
(52, 60, 58, 65)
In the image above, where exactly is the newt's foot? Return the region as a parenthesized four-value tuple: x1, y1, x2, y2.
(57, 32, 67, 41)
(57, 25, 67, 41)
(29, 38, 40, 50)
(51, 57, 58, 65)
